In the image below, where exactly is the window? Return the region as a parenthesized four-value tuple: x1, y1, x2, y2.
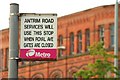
(85, 29, 90, 52)
(58, 35, 63, 57)
(50, 70, 63, 78)
(70, 33, 74, 55)
(6, 48, 9, 69)
(54, 75, 61, 78)
(110, 24, 114, 48)
(32, 73, 44, 80)
(99, 25, 104, 44)
(77, 31, 82, 53)
(0, 49, 3, 70)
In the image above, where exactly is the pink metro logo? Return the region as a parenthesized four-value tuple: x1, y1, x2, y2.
(26, 49, 35, 57)
(20, 49, 57, 60)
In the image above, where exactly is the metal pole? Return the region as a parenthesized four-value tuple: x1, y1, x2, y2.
(114, 0, 119, 78)
(8, 3, 19, 79)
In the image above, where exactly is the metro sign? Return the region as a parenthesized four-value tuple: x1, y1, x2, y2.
(20, 13, 57, 60)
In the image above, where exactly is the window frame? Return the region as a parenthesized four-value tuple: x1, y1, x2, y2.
(77, 31, 82, 53)
(110, 24, 114, 48)
(99, 25, 104, 43)
(58, 35, 63, 57)
(85, 29, 90, 52)
(69, 32, 74, 55)
(5, 48, 9, 69)
(0, 49, 3, 70)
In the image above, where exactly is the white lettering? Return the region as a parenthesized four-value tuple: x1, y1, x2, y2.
(24, 18, 41, 23)
(42, 18, 54, 23)
(35, 52, 51, 58)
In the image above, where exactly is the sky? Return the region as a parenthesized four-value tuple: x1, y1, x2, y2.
(0, 0, 117, 30)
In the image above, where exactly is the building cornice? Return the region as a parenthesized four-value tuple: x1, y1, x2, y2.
(58, 4, 117, 29)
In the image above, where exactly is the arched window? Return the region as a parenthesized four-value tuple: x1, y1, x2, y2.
(0, 49, 3, 70)
(58, 35, 63, 57)
(110, 24, 114, 48)
(77, 31, 82, 53)
(99, 25, 104, 44)
(68, 66, 79, 78)
(70, 32, 74, 55)
(32, 73, 44, 80)
(5, 48, 9, 69)
(50, 69, 63, 78)
(85, 29, 90, 52)
(53, 74, 61, 78)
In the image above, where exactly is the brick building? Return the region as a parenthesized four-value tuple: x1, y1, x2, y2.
(0, 4, 120, 79)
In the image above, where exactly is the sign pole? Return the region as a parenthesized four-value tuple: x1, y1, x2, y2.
(8, 3, 19, 79)
(114, 0, 119, 78)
